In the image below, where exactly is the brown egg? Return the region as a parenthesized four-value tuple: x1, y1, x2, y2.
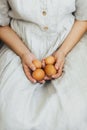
(32, 59, 42, 69)
(45, 56, 56, 65)
(44, 64, 57, 77)
(32, 69, 45, 81)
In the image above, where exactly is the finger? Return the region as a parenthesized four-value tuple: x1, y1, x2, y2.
(52, 64, 63, 79)
(23, 65, 36, 83)
(55, 60, 60, 70)
(29, 63, 36, 71)
(39, 80, 45, 84)
(56, 62, 65, 78)
(42, 59, 45, 68)
(44, 76, 52, 80)
(52, 70, 62, 79)
(57, 67, 63, 77)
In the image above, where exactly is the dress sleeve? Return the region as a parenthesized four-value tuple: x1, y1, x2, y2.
(74, 0, 87, 21)
(0, 0, 10, 26)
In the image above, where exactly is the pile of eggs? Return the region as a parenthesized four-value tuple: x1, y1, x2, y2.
(32, 56, 57, 81)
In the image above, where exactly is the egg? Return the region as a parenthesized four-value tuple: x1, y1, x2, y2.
(32, 59, 42, 69)
(45, 56, 56, 65)
(44, 64, 57, 77)
(32, 69, 45, 81)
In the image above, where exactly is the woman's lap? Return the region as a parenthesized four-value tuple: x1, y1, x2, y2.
(0, 35, 87, 129)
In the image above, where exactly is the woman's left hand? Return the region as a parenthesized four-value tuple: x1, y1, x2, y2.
(52, 50, 65, 79)
(42, 50, 66, 81)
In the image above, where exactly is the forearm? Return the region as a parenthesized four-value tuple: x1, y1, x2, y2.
(0, 26, 30, 58)
(58, 20, 87, 56)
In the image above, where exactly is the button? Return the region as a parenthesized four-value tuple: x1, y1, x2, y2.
(44, 26, 48, 31)
(42, 11, 47, 16)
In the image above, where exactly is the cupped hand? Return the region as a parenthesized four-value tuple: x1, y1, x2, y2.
(21, 52, 45, 84)
(21, 52, 37, 83)
(42, 50, 65, 80)
(52, 50, 65, 79)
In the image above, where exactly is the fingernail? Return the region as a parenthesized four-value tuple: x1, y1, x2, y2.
(55, 65, 58, 69)
(34, 80, 36, 83)
(52, 75, 55, 78)
(33, 67, 36, 71)
(44, 77, 47, 80)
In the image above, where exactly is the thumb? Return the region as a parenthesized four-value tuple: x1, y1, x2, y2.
(42, 59, 45, 68)
(29, 63, 36, 71)
(55, 60, 59, 70)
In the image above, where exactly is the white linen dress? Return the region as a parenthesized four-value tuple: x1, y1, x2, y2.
(0, 0, 87, 130)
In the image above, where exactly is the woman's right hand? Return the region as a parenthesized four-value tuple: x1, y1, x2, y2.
(21, 51, 37, 83)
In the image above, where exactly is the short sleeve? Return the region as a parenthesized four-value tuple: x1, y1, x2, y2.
(0, 0, 10, 26)
(74, 0, 87, 21)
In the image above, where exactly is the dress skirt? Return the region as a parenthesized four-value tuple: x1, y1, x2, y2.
(0, 33, 87, 130)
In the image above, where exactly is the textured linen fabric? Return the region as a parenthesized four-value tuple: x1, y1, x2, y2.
(0, 0, 10, 26)
(74, 0, 87, 20)
(0, 0, 87, 130)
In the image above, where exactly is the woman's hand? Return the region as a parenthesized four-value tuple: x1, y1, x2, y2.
(52, 50, 65, 79)
(42, 50, 65, 81)
(21, 52, 45, 84)
(21, 52, 37, 83)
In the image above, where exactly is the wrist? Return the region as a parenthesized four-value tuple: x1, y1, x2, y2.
(20, 49, 31, 59)
(56, 48, 67, 57)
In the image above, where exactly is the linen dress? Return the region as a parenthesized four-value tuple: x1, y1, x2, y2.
(0, 0, 87, 130)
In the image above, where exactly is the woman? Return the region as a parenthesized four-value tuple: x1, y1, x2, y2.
(0, 0, 87, 129)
